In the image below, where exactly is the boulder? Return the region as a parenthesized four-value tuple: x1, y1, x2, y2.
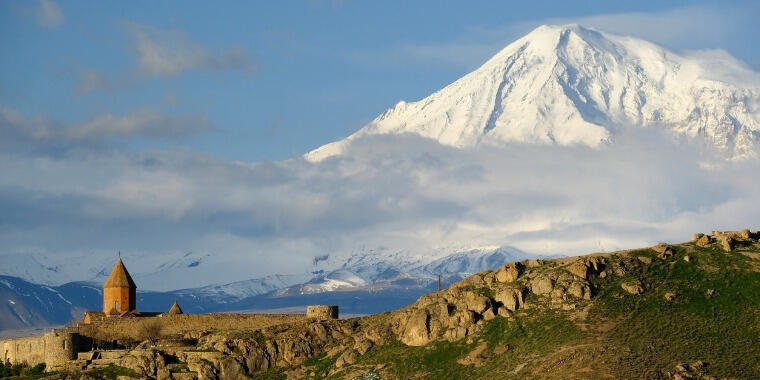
(218, 357, 246, 380)
(494, 288, 525, 311)
(567, 281, 593, 300)
(400, 309, 431, 346)
(495, 262, 524, 283)
(664, 292, 678, 302)
(464, 292, 490, 314)
(531, 276, 554, 295)
(740, 229, 751, 239)
(696, 235, 712, 248)
(718, 236, 735, 252)
(121, 349, 167, 378)
(525, 259, 544, 268)
(567, 260, 590, 279)
(691, 233, 704, 242)
(621, 280, 645, 295)
(653, 243, 674, 259)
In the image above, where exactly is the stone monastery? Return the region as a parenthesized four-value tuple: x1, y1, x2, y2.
(1, 258, 338, 373)
(1, 258, 183, 368)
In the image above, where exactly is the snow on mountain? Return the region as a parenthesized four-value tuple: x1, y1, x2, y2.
(175, 273, 311, 303)
(289, 246, 536, 295)
(306, 24, 760, 162)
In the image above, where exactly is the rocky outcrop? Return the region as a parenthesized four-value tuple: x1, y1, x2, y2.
(691, 229, 759, 251)
(653, 243, 674, 259)
(621, 280, 645, 295)
(392, 256, 609, 346)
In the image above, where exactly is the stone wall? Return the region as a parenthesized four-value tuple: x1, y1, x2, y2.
(1, 313, 308, 369)
(306, 305, 339, 320)
(1, 330, 80, 368)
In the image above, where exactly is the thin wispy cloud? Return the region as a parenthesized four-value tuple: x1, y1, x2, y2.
(73, 23, 256, 95)
(127, 23, 255, 77)
(356, 3, 760, 70)
(0, 106, 212, 155)
(35, 0, 64, 28)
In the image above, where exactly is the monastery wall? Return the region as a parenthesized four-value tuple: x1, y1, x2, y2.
(79, 313, 306, 341)
(1, 330, 80, 367)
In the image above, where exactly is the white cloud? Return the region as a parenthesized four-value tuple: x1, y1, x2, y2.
(35, 0, 64, 28)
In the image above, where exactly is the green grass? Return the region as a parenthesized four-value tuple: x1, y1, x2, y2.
(0, 363, 57, 379)
(321, 243, 760, 379)
(593, 245, 760, 378)
(338, 309, 584, 380)
(302, 353, 337, 378)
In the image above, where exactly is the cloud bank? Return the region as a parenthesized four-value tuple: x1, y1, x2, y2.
(1, 126, 758, 289)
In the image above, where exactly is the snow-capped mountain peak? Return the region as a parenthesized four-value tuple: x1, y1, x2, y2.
(305, 24, 760, 161)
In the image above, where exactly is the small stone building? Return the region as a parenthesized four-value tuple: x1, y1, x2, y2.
(306, 305, 339, 320)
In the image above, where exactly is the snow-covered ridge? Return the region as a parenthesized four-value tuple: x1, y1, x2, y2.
(306, 24, 760, 161)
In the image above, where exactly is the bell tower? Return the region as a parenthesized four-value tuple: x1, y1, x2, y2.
(102, 256, 137, 314)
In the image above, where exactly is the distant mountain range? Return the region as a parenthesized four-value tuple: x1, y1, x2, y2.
(0, 246, 539, 330)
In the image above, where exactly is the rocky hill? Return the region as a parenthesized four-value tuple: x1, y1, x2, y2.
(6, 229, 760, 379)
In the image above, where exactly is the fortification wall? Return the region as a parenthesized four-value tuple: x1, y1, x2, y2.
(1, 313, 311, 368)
(1, 330, 78, 367)
(78, 313, 306, 341)
(1, 335, 45, 365)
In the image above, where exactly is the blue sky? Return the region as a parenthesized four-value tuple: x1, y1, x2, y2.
(1, 1, 760, 289)
(2, 0, 759, 161)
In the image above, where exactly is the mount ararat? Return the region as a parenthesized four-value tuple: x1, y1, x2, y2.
(307, 24, 759, 161)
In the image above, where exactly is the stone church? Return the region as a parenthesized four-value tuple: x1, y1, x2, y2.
(83, 257, 181, 323)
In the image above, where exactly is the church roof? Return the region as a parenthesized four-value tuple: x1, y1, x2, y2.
(103, 258, 137, 289)
(168, 301, 183, 315)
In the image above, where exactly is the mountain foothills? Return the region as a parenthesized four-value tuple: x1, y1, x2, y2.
(307, 24, 760, 162)
(2, 229, 759, 379)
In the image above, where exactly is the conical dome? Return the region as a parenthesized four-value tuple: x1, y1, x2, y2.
(168, 301, 183, 315)
(103, 258, 137, 289)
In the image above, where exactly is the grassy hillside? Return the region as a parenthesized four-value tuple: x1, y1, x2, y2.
(323, 238, 760, 379)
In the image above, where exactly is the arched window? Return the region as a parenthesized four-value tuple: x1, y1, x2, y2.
(115, 300, 119, 310)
